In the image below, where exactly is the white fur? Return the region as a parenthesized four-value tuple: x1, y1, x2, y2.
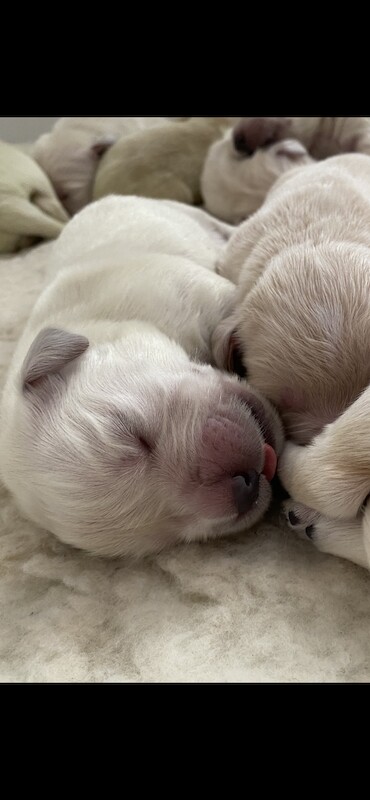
(0, 196, 283, 558)
(93, 118, 232, 206)
(202, 133, 312, 223)
(3, 237, 370, 683)
(32, 118, 170, 216)
(0, 140, 69, 253)
(202, 116, 370, 224)
(212, 148, 370, 569)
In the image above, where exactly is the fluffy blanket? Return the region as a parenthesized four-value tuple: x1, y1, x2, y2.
(1, 242, 369, 683)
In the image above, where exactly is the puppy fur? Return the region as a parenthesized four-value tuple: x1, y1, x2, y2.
(93, 118, 233, 206)
(32, 117, 169, 216)
(0, 196, 283, 559)
(212, 140, 370, 569)
(0, 140, 69, 253)
(202, 116, 370, 224)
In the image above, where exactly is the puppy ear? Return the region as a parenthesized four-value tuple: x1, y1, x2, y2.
(212, 317, 246, 378)
(22, 328, 89, 391)
(90, 135, 116, 159)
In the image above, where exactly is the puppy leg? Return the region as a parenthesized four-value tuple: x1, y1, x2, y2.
(33, 191, 70, 225)
(282, 499, 369, 569)
(0, 197, 65, 240)
(278, 439, 370, 523)
(278, 388, 370, 521)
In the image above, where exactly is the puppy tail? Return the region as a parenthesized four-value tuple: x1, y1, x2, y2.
(0, 195, 67, 240)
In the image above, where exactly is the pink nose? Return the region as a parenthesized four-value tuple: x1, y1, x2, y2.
(194, 414, 266, 518)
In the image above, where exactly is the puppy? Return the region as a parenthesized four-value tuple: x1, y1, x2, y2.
(211, 134, 370, 569)
(0, 196, 283, 559)
(0, 140, 69, 253)
(32, 117, 169, 216)
(202, 116, 370, 223)
(93, 118, 233, 206)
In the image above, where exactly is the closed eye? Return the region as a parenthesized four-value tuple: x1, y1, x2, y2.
(227, 332, 247, 379)
(108, 409, 154, 457)
(138, 436, 153, 454)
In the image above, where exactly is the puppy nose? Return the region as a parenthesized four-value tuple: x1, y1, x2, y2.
(231, 470, 259, 513)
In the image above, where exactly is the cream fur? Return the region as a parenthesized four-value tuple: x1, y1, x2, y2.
(93, 118, 233, 206)
(202, 116, 370, 223)
(32, 117, 169, 216)
(2, 234, 370, 683)
(212, 149, 370, 569)
(0, 195, 283, 559)
(0, 140, 69, 253)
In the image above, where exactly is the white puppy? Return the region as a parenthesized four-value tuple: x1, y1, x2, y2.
(32, 117, 169, 216)
(93, 118, 233, 206)
(202, 116, 370, 223)
(0, 140, 69, 253)
(0, 196, 283, 559)
(211, 143, 370, 570)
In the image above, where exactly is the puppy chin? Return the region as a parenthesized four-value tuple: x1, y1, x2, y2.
(181, 478, 273, 544)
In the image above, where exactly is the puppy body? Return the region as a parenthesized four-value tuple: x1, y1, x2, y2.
(213, 152, 370, 568)
(232, 117, 370, 159)
(93, 117, 233, 206)
(202, 116, 370, 223)
(0, 140, 69, 253)
(32, 117, 169, 216)
(1, 196, 283, 558)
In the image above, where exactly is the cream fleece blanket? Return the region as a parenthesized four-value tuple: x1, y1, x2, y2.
(1, 241, 369, 683)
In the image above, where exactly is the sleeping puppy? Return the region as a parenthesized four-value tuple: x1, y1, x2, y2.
(0, 140, 69, 253)
(202, 133, 312, 223)
(0, 196, 283, 559)
(211, 133, 370, 570)
(32, 117, 169, 216)
(93, 117, 233, 206)
(202, 116, 370, 223)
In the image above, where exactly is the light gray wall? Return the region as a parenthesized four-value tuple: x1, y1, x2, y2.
(0, 117, 59, 144)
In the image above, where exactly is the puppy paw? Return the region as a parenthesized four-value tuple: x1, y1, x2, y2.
(282, 500, 369, 568)
(282, 499, 321, 541)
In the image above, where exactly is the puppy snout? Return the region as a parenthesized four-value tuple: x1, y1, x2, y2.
(232, 117, 286, 156)
(232, 470, 259, 513)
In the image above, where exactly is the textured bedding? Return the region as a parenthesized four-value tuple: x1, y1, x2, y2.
(1, 242, 369, 683)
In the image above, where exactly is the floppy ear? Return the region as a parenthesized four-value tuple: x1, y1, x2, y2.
(22, 328, 89, 391)
(211, 316, 246, 378)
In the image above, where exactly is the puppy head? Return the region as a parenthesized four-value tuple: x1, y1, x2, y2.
(33, 129, 115, 216)
(212, 241, 370, 446)
(201, 126, 313, 224)
(4, 325, 284, 559)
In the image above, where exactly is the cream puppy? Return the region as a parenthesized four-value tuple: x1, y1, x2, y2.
(0, 140, 69, 253)
(211, 146, 370, 570)
(93, 117, 233, 206)
(32, 117, 168, 216)
(0, 196, 283, 559)
(202, 116, 370, 223)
